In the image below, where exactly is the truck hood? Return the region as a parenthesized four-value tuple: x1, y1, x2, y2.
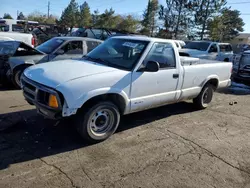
(179, 48, 205, 55)
(23, 59, 119, 88)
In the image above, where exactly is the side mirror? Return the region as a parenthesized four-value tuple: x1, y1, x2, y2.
(144, 61, 160, 72)
(56, 49, 65, 55)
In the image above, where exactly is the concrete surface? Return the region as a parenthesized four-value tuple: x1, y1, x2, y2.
(1, 84, 250, 188)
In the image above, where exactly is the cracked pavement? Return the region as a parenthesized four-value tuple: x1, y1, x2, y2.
(1, 85, 250, 188)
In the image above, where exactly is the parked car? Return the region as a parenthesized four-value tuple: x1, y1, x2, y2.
(232, 51, 250, 85)
(21, 36, 232, 143)
(1, 37, 102, 88)
(180, 41, 233, 62)
(0, 19, 37, 47)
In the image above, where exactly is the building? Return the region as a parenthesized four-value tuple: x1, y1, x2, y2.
(229, 33, 250, 53)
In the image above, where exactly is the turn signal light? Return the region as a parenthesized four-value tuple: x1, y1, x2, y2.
(48, 94, 59, 108)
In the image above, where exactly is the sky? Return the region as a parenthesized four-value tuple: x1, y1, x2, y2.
(0, 0, 250, 32)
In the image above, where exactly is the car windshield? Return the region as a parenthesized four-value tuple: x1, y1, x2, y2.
(84, 38, 149, 71)
(183, 42, 210, 51)
(0, 41, 18, 55)
(36, 38, 65, 54)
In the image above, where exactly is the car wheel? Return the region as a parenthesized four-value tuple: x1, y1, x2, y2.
(75, 101, 120, 143)
(193, 84, 214, 109)
(12, 69, 24, 89)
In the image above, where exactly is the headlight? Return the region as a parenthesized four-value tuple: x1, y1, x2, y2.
(48, 94, 59, 108)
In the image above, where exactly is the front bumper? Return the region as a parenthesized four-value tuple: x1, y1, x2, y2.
(21, 75, 63, 119)
(231, 72, 250, 84)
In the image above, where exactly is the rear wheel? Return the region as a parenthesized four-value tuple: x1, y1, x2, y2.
(193, 84, 214, 109)
(75, 101, 120, 143)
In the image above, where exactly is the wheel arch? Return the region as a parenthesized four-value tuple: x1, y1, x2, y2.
(201, 76, 219, 90)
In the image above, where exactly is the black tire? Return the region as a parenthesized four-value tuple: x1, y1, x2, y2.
(12, 68, 24, 89)
(193, 84, 214, 109)
(75, 101, 120, 143)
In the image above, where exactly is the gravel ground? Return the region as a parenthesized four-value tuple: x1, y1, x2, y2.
(1, 84, 250, 188)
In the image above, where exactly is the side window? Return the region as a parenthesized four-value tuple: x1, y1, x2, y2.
(144, 42, 176, 69)
(86, 41, 100, 53)
(209, 44, 218, 53)
(62, 41, 83, 54)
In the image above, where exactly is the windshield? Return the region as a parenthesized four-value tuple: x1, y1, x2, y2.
(183, 42, 210, 51)
(0, 41, 18, 55)
(85, 38, 149, 71)
(36, 38, 65, 54)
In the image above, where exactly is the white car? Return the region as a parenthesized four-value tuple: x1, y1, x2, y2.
(21, 36, 232, 143)
(179, 41, 233, 62)
(0, 19, 36, 47)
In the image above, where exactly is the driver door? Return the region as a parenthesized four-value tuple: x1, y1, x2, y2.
(130, 42, 180, 112)
(51, 40, 84, 61)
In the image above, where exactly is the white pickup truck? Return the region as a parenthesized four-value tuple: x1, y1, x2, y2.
(179, 41, 233, 62)
(21, 36, 232, 143)
(0, 19, 35, 47)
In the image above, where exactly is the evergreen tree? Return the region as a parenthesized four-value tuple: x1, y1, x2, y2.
(60, 0, 79, 27)
(17, 12, 25, 20)
(141, 0, 159, 36)
(194, 0, 226, 40)
(118, 15, 139, 33)
(79, 1, 92, 27)
(3, 13, 13, 19)
(92, 9, 100, 27)
(208, 8, 244, 41)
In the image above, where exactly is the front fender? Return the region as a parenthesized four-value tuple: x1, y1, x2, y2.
(9, 58, 34, 71)
(61, 87, 130, 117)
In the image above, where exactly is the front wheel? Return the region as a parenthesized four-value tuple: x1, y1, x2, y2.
(193, 84, 214, 109)
(12, 68, 24, 89)
(75, 101, 120, 143)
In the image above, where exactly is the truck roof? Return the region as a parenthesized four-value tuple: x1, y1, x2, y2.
(111, 36, 176, 44)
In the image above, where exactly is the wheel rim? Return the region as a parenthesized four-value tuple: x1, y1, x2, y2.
(202, 87, 213, 105)
(14, 71, 21, 87)
(88, 109, 115, 136)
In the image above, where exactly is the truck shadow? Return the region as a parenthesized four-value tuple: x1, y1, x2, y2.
(0, 101, 198, 170)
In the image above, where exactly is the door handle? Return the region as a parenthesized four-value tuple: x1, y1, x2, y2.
(173, 74, 179, 79)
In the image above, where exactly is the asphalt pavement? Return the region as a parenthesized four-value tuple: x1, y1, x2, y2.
(1, 84, 250, 188)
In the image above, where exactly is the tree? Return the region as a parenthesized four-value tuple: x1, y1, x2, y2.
(208, 8, 244, 41)
(194, 0, 226, 40)
(159, 0, 194, 39)
(92, 9, 100, 27)
(117, 15, 139, 33)
(17, 12, 25, 20)
(3, 13, 13, 19)
(60, 0, 79, 27)
(79, 1, 92, 27)
(141, 0, 159, 36)
(95, 8, 122, 29)
(27, 11, 57, 24)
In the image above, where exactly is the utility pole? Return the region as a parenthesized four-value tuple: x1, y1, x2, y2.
(17, 10, 19, 19)
(47, 1, 50, 18)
